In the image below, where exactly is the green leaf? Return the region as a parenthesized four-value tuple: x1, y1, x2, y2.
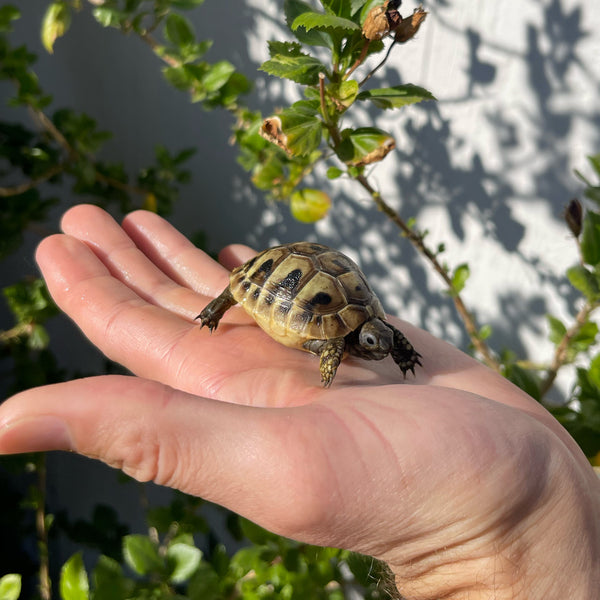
(326, 166, 344, 179)
(202, 60, 235, 92)
(567, 265, 600, 301)
(279, 100, 322, 156)
(570, 321, 599, 355)
(588, 153, 600, 178)
(92, 556, 127, 600)
(171, 0, 206, 7)
(503, 364, 541, 401)
(581, 211, 600, 266)
(284, 0, 333, 48)
(336, 127, 395, 166)
(123, 534, 164, 576)
(59, 553, 89, 600)
(547, 315, 567, 345)
(260, 41, 327, 85)
(357, 84, 436, 109)
(0, 5, 20, 32)
(0, 574, 21, 600)
(164, 13, 195, 48)
(450, 263, 470, 295)
(167, 542, 202, 583)
(291, 12, 360, 33)
(290, 189, 332, 222)
(327, 79, 359, 108)
(92, 6, 124, 28)
(41, 2, 71, 54)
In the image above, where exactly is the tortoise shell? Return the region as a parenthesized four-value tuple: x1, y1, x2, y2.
(229, 242, 385, 349)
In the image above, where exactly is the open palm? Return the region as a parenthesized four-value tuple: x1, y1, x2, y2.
(1, 204, 598, 599)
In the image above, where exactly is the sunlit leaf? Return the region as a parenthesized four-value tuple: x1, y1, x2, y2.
(337, 127, 395, 166)
(59, 553, 89, 600)
(279, 100, 322, 156)
(291, 12, 360, 33)
(581, 211, 600, 266)
(260, 41, 327, 85)
(566, 265, 600, 301)
(357, 84, 436, 109)
(123, 535, 163, 576)
(0, 574, 21, 600)
(41, 2, 71, 54)
(290, 189, 331, 222)
(167, 543, 202, 584)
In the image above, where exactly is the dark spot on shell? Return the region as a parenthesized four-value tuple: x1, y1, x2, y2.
(315, 315, 323, 326)
(310, 292, 332, 306)
(252, 289, 260, 300)
(310, 244, 325, 252)
(278, 268, 303, 290)
(258, 258, 274, 277)
(355, 285, 362, 292)
(245, 256, 257, 269)
(242, 281, 251, 291)
(264, 294, 275, 305)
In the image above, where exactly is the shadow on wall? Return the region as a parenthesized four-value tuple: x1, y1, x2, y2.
(234, 0, 599, 359)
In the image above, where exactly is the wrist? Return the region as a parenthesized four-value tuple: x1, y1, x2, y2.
(384, 453, 600, 599)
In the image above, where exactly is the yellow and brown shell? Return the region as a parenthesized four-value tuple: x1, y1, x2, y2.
(229, 242, 385, 350)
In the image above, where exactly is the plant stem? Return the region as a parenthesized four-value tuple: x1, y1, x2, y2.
(354, 174, 500, 370)
(539, 302, 598, 397)
(36, 454, 51, 600)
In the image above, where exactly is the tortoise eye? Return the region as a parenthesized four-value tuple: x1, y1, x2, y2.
(364, 335, 376, 347)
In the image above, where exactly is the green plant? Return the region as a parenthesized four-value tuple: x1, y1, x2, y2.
(1, 1, 599, 599)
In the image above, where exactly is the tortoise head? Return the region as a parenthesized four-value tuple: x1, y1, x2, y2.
(356, 318, 393, 360)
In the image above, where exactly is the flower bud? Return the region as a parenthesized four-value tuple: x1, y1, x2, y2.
(564, 198, 583, 238)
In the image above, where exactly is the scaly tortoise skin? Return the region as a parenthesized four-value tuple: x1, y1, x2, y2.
(197, 242, 421, 387)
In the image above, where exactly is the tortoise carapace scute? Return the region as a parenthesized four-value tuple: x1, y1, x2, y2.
(197, 242, 421, 387)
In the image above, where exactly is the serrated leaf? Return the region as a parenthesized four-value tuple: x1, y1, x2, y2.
(547, 314, 567, 345)
(292, 12, 360, 33)
(581, 211, 600, 266)
(284, 0, 333, 48)
(164, 13, 195, 47)
(279, 101, 322, 156)
(167, 543, 202, 583)
(123, 535, 163, 576)
(357, 84, 436, 109)
(290, 189, 332, 222)
(59, 553, 89, 600)
(567, 265, 600, 300)
(0, 574, 21, 600)
(41, 2, 71, 54)
(337, 127, 395, 166)
(260, 41, 326, 85)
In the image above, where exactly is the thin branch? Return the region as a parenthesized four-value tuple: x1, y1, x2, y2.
(36, 455, 51, 600)
(359, 40, 397, 87)
(355, 173, 500, 370)
(0, 163, 64, 197)
(539, 302, 599, 397)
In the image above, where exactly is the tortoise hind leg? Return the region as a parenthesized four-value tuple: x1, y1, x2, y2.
(196, 286, 236, 332)
(385, 323, 422, 377)
(303, 337, 345, 388)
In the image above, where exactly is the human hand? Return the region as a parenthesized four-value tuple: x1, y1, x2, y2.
(1, 204, 598, 599)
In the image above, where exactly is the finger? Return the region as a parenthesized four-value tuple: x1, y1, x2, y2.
(218, 244, 257, 271)
(0, 376, 369, 550)
(35, 233, 314, 403)
(60, 205, 222, 315)
(120, 209, 230, 297)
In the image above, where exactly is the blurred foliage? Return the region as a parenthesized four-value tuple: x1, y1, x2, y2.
(1, 1, 599, 599)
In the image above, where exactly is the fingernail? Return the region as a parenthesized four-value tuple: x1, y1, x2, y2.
(0, 416, 74, 454)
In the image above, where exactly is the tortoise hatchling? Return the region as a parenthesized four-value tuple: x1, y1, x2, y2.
(197, 242, 421, 387)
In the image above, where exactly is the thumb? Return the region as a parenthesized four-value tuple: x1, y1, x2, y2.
(0, 376, 340, 544)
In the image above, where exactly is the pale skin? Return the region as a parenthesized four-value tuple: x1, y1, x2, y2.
(1, 205, 599, 599)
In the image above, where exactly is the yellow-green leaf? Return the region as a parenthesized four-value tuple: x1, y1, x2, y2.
(41, 2, 71, 54)
(290, 189, 331, 222)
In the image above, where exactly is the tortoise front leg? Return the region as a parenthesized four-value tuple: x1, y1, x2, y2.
(385, 322, 422, 377)
(304, 337, 345, 388)
(196, 286, 236, 332)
